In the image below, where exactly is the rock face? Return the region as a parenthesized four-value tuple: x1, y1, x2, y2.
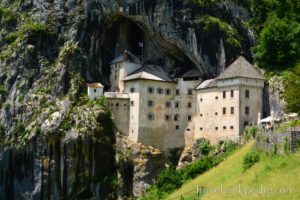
(0, 0, 256, 198)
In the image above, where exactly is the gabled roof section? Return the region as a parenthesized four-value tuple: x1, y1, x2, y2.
(217, 56, 265, 80)
(123, 65, 175, 83)
(87, 82, 104, 88)
(109, 50, 140, 64)
(196, 79, 217, 90)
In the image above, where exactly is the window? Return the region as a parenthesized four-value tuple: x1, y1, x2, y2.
(188, 89, 193, 95)
(200, 98, 203, 102)
(157, 88, 163, 94)
(187, 128, 190, 131)
(165, 89, 171, 95)
(215, 127, 218, 130)
(231, 107, 234, 114)
(245, 106, 250, 115)
(130, 101, 134, 106)
(230, 126, 234, 130)
(188, 115, 192, 121)
(147, 87, 154, 94)
(148, 113, 154, 120)
(148, 100, 154, 107)
(115, 75, 117, 80)
(116, 103, 119, 107)
(223, 107, 226, 115)
(130, 88, 135, 93)
(215, 112, 218, 116)
(231, 90, 234, 98)
(115, 64, 118, 69)
(176, 125, 180, 130)
(188, 102, 192, 108)
(215, 96, 218, 100)
(175, 102, 179, 108)
(165, 115, 170, 121)
(174, 114, 179, 121)
(111, 103, 113, 106)
(94, 89, 97, 93)
(165, 102, 171, 108)
(124, 104, 127, 106)
(223, 91, 226, 98)
(200, 114, 203, 117)
(176, 89, 180, 95)
(245, 90, 249, 98)
(223, 126, 226, 130)
(200, 127, 203, 130)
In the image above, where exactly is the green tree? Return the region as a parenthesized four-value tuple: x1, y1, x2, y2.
(283, 64, 300, 114)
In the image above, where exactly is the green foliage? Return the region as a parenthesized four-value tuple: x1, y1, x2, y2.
(273, 143, 278, 155)
(0, 6, 17, 27)
(283, 65, 300, 115)
(197, 138, 212, 156)
(0, 124, 5, 143)
(284, 137, 290, 154)
(254, 17, 300, 70)
(59, 120, 71, 131)
(250, 127, 258, 138)
(243, 150, 260, 170)
(188, 0, 220, 7)
(194, 15, 241, 47)
(155, 167, 182, 196)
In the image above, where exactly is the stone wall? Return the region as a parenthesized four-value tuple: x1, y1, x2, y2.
(255, 131, 300, 154)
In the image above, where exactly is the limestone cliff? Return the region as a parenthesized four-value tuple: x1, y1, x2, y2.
(0, 0, 255, 198)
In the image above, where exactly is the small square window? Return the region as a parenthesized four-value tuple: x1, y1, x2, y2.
(148, 100, 154, 107)
(215, 127, 218, 130)
(148, 113, 154, 120)
(124, 104, 127, 106)
(165, 89, 171, 95)
(200, 127, 203, 130)
(187, 128, 190, 131)
(215, 96, 218, 100)
(176, 125, 180, 130)
(231, 107, 234, 114)
(148, 87, 154, 94)
(176, 89, 180, 95)
(130, 101, 134, 106)
(215, 112, 218, 116)
(188, 89, 193, 95)
(157, 88, 163, 94)
(175, 102, 179, 108)
(174, 115, 179, 121)
(200, 98, 203, 102)
(116, 103, 119, 107)
(130, 88, 135, 93)
(188, 102, 192, 108)
(165, 102, 171, 108)
(165, 115, 170, 121)
(223, 126, 226, 130)
(94, 89, 97, 93)
(188, 115, 192, 121)
(230, 126, 234, 130)
(200, 114, 203, 117)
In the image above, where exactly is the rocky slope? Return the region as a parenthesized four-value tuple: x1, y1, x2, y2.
(0, 0, 256, 199)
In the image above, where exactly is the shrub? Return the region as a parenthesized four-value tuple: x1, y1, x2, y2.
(250, 127, 258, 138)
(243, 151, 260, 170)
(155, 167, 182, 196)
(284, 137, 290, 154)
(197, 138, 212, 156)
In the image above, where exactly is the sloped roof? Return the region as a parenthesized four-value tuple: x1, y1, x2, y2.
(104, 92, 130, 99)
(87, 82, 104, 88)
(123, 65, 175, 83)
(217, 56, 265, 80)
(109, 50, 140, 64)
(196, 79, 217, 89)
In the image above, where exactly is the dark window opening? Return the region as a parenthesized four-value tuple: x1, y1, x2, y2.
(165, 102, 171, 108)
(130, 101, 134, 106)
(165, 89, 171, 95)
(188, 115, 192, 121)
(200, 114, 203, 117)
(215, 112, 218, 116)
(215, 96, 218, 100)
(245, 90, 250, 98)
(245, 106, 250, 115)
(223, 107, 226, 115)
(223, 126, 226, 130)
(188, 89, 193, 95)
(187, 128, 190, 131)
(176, 89, 180, 95)
(230, 126, 234, 130)
(148, 100, 154, 107)
(148, 113, 154, 120)
(188, 102, 192, 108)
(223, 91, 226, 98)
(157, 88, 163, 94)
(165, 115, 170, 121)
(215, 127, 218, 130)
(148, 87, 154, 94)
(200, 98, 203, 102)
(176, 125, 180, 130)
(116, 103, 119, 107)
(94, 89, 97, 93)
(231, 90, 234, 98)
(200, 127, 203, 130)
(130, 88, 135, 93)
(174, 115, 179, 121)
(231, 107, 234, 114)
(175, 102, 179, 108)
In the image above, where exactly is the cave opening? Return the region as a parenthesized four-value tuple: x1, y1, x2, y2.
(122, 163, 134, 197)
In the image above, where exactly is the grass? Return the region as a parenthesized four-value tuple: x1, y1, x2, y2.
(166, 141, 300, 200)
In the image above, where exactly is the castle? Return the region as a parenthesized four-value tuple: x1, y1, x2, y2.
(88, 51, 265, 151)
